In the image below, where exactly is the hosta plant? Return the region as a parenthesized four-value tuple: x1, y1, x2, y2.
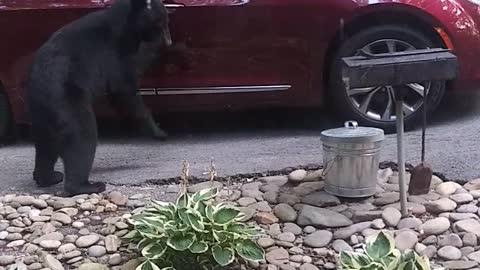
(340, 231, 430, 270)
(126, 187, 266, 270)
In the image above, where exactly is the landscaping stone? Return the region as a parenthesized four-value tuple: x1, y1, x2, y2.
(273, 204, 297, 222)
(421, 217, 450, 236)
(395, 230, 418, 251)
(301, 191, 340, 207)
(437, 234, 463, 248)
(436, 182, 462, 196)
(297, 205, 352, 227)
(288, 170, 307, 183)
(438, 246, 462, 260)
(382, 207, 401, 227)
(425, 198, 457, 213)
(76, 235, 100, 248)
(304, 230, 332, 248)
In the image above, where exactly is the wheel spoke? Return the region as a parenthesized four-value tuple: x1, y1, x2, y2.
(386, 40, 396, 52)
(359, 87, 381, 114)
(406, 83, 425, 97)
(347, 87, 378, 97)
(402, 103, 415, 115)
(382, 88, 394, 120)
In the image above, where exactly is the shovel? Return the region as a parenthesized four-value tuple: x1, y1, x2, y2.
(408, 84, 432, 195)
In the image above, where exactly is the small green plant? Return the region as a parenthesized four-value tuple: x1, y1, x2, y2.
(340, 231, 430, 270)
(126, 187, 266, 270)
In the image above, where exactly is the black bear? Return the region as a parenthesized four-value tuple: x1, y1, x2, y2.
(25, 0, 172, 196)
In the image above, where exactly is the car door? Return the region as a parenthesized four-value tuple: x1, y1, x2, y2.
(103, 0, 316, 111)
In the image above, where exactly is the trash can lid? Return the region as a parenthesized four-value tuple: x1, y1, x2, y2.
(321, 120, 385, 144)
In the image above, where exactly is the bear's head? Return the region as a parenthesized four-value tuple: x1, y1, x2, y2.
(129, 0, 172, 47)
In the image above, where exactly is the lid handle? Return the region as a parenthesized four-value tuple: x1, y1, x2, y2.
(344, 120, 358, 129)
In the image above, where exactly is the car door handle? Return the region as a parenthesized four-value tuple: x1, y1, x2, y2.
(165, 3, 185, 8)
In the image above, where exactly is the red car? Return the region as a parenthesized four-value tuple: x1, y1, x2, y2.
(1, 0, 480, 138)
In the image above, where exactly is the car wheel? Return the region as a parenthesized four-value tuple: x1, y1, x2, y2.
(0, 90, 11, 141)
(329, 25, 445, 133)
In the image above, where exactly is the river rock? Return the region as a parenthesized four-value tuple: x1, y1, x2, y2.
(39, 240, 61, 250)
(288, 170, 307, 183)
(457, 204, 478, 213)
(382, 207, 401, 227)
(333, 222, 371, 239)
(441, 261, 478, 270)
(397, 217, 422, 230)
(438, 246, 462, 260)
(463, 232, 477, 246)
(436, 182, 462, 195)
(0, 256, 15, 266)
(266, 248, 289, 265)
(450, 193, 474, 204)
(88, 245, 107, 257)
(76, 235, 100, 248)
(304, 230, 332, 248)
(273, 204, 297, 222)
(301, 192, 340, 207)
(78, 263, 109, 270)
(51, 212, 72, 224)
(438, 234, 463, 248)
(44, 254, 64, 270)
(425, 198, 457, 213)
(421, 217, 450, 236)
(455, 219, 480, 236)
(374, 192, 400, 206)
(283, 222, 302, 235)
(297, 205, 352, 227)
(395, 230, 418, 251)
(277, 194, 300, 206)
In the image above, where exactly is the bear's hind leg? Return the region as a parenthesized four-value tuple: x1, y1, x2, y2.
(33, 139, 64, 187)
(60, 108, 105, 196)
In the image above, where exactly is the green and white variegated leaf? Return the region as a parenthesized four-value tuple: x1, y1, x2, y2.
(136, 261, 161, 270)
(151, 201, 176, 219)
(188, 241, 209, 253)
(205, 204, 215, 221)
(213, 208, 240, 225)
(212, 245, 235, 266)
(167, 232, 196, 251)
(177, 208, 190, 225)
(414, 253, 430, 270)
(397, 260, 415, 270)
(213, 230, 230, 243)
(195, 200, 207, 217)
(192, 187, 218, 203)
(365, 231, 394, 260)
(163, 220, 177, 231)
(142, 217, 168, 230)
(141, 242, 167, 260)
(137, 238, 154, 250)
(176, 192, 190, 208)
(235, 240, 265, 262)
(186, 209, 205, 232)
(340, 251, 362, 269)
(160, 267, 175, 270)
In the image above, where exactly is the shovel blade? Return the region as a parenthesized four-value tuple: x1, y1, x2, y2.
(408, 162, 433, 195)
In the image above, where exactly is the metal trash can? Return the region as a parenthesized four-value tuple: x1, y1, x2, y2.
(320, 120, 385, 198)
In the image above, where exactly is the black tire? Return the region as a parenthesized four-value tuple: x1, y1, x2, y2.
(329, 24, 445, 133)
(0, 89, 11, 142)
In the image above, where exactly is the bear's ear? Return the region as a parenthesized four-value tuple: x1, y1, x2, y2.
(130, 0, 147, 11)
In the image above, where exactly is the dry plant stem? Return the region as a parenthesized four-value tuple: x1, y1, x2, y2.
(180, 159, 190, 195)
